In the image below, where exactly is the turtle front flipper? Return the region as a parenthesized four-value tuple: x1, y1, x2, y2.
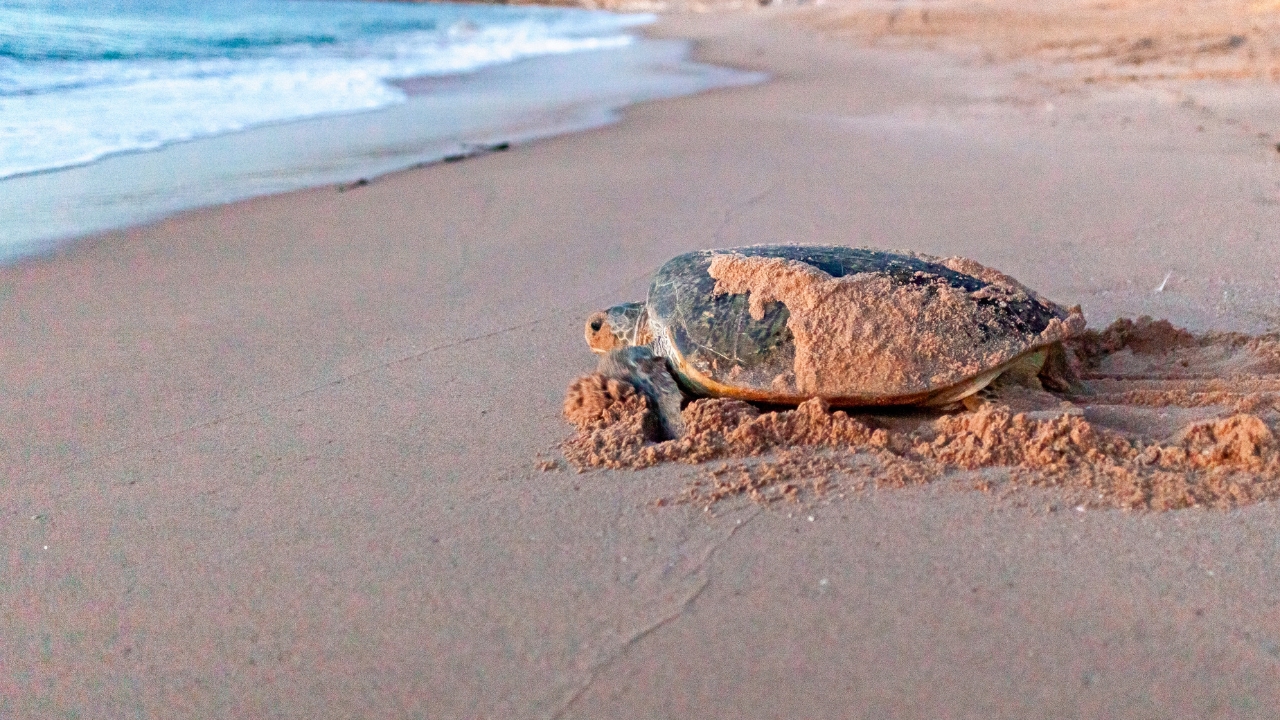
(598, 346, 686, 439)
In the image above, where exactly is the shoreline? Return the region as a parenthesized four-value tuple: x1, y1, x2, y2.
(4, 5, 1280, 717)
(0, 29, 760, 264)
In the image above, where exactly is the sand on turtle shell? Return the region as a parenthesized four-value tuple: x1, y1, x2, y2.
(559, 316, 1280, 511)
(705, 253, 1085, 397)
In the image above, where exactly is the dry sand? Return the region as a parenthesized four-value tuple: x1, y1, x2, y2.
(5, 2, 1280, 718)
(803, 0, 1280, 84)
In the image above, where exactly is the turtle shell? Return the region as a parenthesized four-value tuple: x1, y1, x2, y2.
(645, 245, 1083, 406)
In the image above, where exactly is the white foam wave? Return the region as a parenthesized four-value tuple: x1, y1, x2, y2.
(0, 20, 643, 179)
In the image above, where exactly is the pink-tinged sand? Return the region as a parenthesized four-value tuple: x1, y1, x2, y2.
(3, 7, 1280, 718)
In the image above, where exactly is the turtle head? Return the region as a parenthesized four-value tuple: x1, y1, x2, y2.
(585, 302, 651, 354)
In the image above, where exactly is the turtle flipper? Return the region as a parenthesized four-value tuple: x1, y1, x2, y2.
(598, 346, 686, 439)
(1038, 342, 1087, 395)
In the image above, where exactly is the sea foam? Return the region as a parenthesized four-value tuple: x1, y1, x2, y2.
(0, 0, 650, 179)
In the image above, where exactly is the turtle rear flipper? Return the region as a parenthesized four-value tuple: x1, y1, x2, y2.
(1037, 342, 1086, 395)
(598, 346, 686, 439)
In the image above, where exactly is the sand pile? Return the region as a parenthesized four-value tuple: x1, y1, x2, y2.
(563, 391, 890, 469)
(558, 317, 1280, 511)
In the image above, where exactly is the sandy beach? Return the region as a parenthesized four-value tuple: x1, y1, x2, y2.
(5, 2, 1280, 717)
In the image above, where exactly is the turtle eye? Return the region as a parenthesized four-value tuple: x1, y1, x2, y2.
(590, 319, 604, 332)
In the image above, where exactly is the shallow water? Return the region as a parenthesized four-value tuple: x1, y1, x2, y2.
(0, 37, 762, 262)
(0, 0, 650, 180)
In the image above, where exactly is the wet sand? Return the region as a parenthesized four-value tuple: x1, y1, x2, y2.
(0, 39, 757, 262)
(5, 4, 1280, 718)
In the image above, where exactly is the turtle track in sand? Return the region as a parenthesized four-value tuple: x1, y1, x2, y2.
(558, 317, 1280, 511)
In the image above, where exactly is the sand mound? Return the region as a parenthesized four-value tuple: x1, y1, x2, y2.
(1176, 414, 1277, 471)
(563, 374, 644, 430)
(558, 317, 1280, 511)
(561, 375, 655, 469)
(562, 380, 890, 470)
(1071, 316, 1198, 363)
(917, 404, 1131, 471)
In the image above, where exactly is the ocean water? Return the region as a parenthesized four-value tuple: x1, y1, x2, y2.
(0, 0, 649, 179)
(0, 0, 763, 260)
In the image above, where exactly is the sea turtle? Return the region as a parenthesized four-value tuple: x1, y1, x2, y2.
(584, 245, 1085, 438)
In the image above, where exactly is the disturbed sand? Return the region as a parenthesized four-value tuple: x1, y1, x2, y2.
(562, 317, 1280, 511)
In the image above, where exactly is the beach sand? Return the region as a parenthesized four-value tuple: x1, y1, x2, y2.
(5, 2, 1280, 717)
